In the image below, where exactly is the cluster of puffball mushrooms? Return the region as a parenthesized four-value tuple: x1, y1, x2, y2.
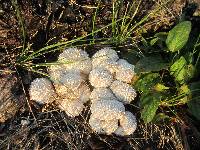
(29, 47, 137, 136)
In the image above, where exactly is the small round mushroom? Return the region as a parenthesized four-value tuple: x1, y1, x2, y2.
(57, 71, 84, 90)
(89, 114, 118, 135)
(116, 59, 135, 83)
(48, 64, 63, 83)
(92, 47, 119, 68)
(110, 80, 137, 104)
(29, 78, 57, 104)
(58, 99, 85, 117)
(58, 47, 92, 75)
(89, 68, 113, 88)
(90, 88, 116, 103)
(94, 60, 118, 74)
(114, 111, 137, 136)
(90, 99, 125, 120)
(55, 82, 90, 103)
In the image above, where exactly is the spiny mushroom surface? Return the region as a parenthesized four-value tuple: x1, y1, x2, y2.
(90, 99, 125, 120)
(90, 88, 116, 103)
(114, 111, 137, 136)
(89, 114, 118, 135)
(58, 99, 85, 117)
(89, 67, 113, 88)
(29, 78, 57, 104)
(116, 59, 135, 83)
(29, 47, 138, 136)
(110, 80, 137, 104)
(58, 47, 92, 75)
(92, 47, 119, 68)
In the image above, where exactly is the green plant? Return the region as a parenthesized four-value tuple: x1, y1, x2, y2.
(134, 21, 200, 123)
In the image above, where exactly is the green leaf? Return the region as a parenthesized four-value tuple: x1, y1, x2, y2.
(155, 32, 168, 42)
(154, 83, 170, 92)
(135, 73, 160, 93)
(187, 82, 200, 120)
(150, 37, 159, 46)
(135, 55, 169, 73)
(170, 56, 195, 84)
(141, 93, 162, 123)
(166, 21, 191, 52)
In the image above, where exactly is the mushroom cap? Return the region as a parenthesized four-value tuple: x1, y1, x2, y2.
(58, 48, 92, 75)
(90, 99, 125, 120)
(78, 83, 91, 104)
(57, 71, 84, 90)
(29, 78, 56, 104)
(93, 60, 118, 74)
(58, 99, 85, 117)
(115, 59, 135, 83)
(48, 64, 63, 83)
(110, 80, 137, 104)
(90, 88, 116, 103)
(55, 82, 91, 103)
(92, 48, 119, 68)
(89, 68, 113, 88)
(89, 114, 118, 135)
(114, 111, 137, 136)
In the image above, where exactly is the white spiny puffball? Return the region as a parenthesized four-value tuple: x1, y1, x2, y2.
(90, 88, 116, 103)
(78, 83, 91, 104)
(116, 59, 135, 83)
(93, 60, 118, 74)
(114, 111, 137, 136)
(110, 80, 137, 104)
(58, 48, 92, 75)
(58, 99, 85, 117)
(55, 82, 91, 103)
(48, 64, 63, 83)
(29, 78, 57, 104)
(90, 99, 125, 120)
(92, 48, 119, 68)
(89, 68, 113, 88)
(89, 114, 118, 135)
(58, 71, 84, 90)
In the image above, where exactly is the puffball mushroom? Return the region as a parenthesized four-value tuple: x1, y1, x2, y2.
(110, 80, 137, 104)
(58, 47, 92, 75)
(116, 59, 135, 83)
(89, 67, 113, 88)
(90, 99, 125, 120)
(29, 78, 57, 104)
(114, 111, 137, 136)
(92, 47, 119, 68)
(90, 88, 116, 103)
(29, 47, 138, 136)
(58, 99, 85, 117)
(89, 114, 118, 135)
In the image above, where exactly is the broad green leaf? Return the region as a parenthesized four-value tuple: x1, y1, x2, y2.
(166, 21, 191, 52)
(135, 73, 160, 93)
(187, 82, 200, 120)
(141, 93, 162, 123)
(135, 55, 169, 73)
(170, 56, 195, 84)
